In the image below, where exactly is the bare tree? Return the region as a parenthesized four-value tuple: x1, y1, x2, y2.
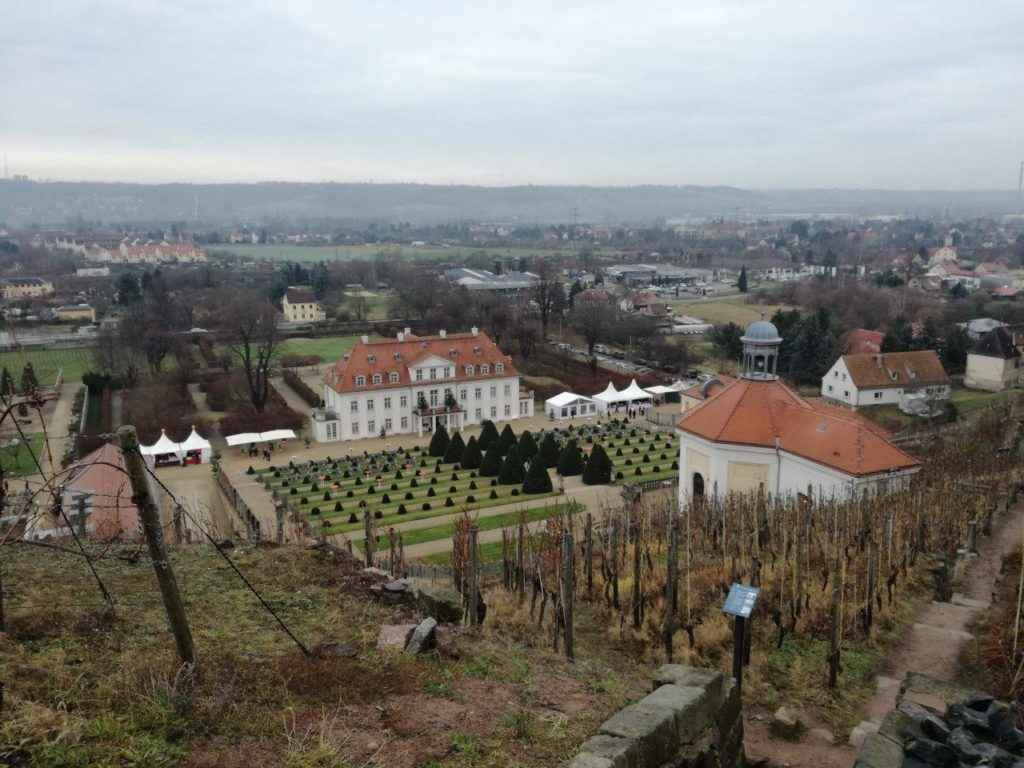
(213, 290, 281, 412)
(570, 301, 616, 356)
(531, 259, 563, 338)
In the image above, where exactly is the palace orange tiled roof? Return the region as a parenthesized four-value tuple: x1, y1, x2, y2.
(325, 331, 517, 394)
(677, 378, 919, 477)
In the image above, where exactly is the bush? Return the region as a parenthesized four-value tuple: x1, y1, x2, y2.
(347, 513, 358, 523)
(323, 491, 331, 500)
(523, 456, 554, 494)
(557, 439, 584, 477)
(374, 510, 383, 519)
(405, 491, 413, 500)
(466, 495, 476, 503)
(538, 432, 561, 468)
(390, 483, 398, 491)
(444, 497, 454, 507)
(489, 489, 498, 500)
(394, 470, 403, 479)
(469, 481, 477, 490)
(498, 424, 517, 455)
(334, 502, 342, 512)
(616, 471, 624, 480)
(634, 467, 643, 476)
(498, 445, 525, 485)
(518, 430, 538, 461)
(398, 504, 407, 515)
(480, 444, 503, 477)
(310, 507, 320, 515)
(430, 477, 437, 485)
(382, 493, 390, 504)
(461, 435, 482, 469)
(246, 466, 255, 475)
(478, 419, 499, 450)
(448, 486, 456, 493)
(422, 502, 431, 510)
(427, 487, 436, 497)
(282, 368, 323, 408)
(511, 488, 519, 496)
(672, 460, 678, 469)
(428, 422, 450, 457)
(346, 490, 354, 498)
(411, 478, 418, 487)
(582, 443, 612, 485)
(300, 496, 308, 504)
(443, 430, 466, 464)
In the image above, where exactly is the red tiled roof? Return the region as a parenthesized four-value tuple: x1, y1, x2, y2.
(842, 350, 950, 390)
(64, 443, 141, 540)
(325, 330, 517, 394)
(285, 288, 318, 304)
(844, 329, 883, 355)
(677, 378, 919, 477)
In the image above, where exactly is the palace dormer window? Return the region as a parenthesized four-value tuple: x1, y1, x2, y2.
(367, 354, 376, 364)
(480, 364, 490, 374)
(495, 363, 504, 374)
(389, 372, 399, 383)
(473, 346, 481, 355)
(372, 374, 382, 385)
(465, 364, 474, 376)
(415, 369, 423, 381)
(355, 375, 366, 387)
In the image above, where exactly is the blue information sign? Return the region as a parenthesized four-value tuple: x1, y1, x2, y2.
(722, 583, 759, 618)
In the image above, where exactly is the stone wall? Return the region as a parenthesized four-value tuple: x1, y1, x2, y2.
(566, 665, 743, 768)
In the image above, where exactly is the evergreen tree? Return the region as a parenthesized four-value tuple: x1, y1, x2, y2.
(522, 455, 553, 494)
(480, 443, 503, 477)
(0, 367, 13, 401)
(460, 435, 482, 469)
(498, 424, 516, 455)
(582, 443, 612, 485)
(787, 308, 838, 386)
(557, 439, 584, 477)
(538, 432, 561, 468)
(498, 445, 525, 484)
(941, 326, 972, 373)
(737, 265, 748, 293)
(443, 430, 465, 464)
(517, 430, 538, 462)
(478, 419, 499, 450)
(428, 422, 450, 457)
(881, 315, 914, 353)
(20, 362, 38, 394)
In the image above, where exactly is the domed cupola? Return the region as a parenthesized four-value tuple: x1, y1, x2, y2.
(740, 318, 782, 380)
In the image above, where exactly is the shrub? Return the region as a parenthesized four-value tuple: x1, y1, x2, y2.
(511, 488, 519, 496)
(282, 369, 323, 408)
(489, 489, 498, 500)
(405, 491, 413, 500)
(280, 354, 321, 368)
(382, 493, 391, 504)
(430, 477, 437, 485)
(498, 445, 525, 485)
(615, 447, 623, 457)
(394, 470, 403, 479)
(444, 497, 454, 507)
(616, 471, 624, 480)
(469, 481, 477, 490)
(374, 510, 383, 519)
(491, 479, 498, 487)
(398, 504, 407, 515)
(427, 487, 436, 497)
(461, 436, 482, 469)
(448, 486, 456, 493)
(390, 483, 398, 491)
(348, 513, 358, 523)
(310, 507, 320, 515)
(428, 422, 450, 457)
(466, 494, 476, 503)
(672, 460, 679, 469)
(582, 444, 612, 485)
(300, 496, 308, 504)
(480, 444, 503, 477)
(334, 502, 342, 512)
(538, 432, 561, 468)
(450, 472, 459, 481)
(478, 419, 499, 450)
(523, 456, 553, 494)
(346, 490, 354, 498)
(557, 439, 584, 477)
(653, 465, 660, 473)
(323, 491, 331, 500)
(634, 467, 643, 476)
(422, 502, 431, 510)
(246, 466, 255, 475)
(355, 477, 363, 485)
(518, 430, 538, 462)
(290, 488, 297, 496)
(498, 424, 517, 455)
(411, 478, 419, 487)
(443, 430, 466, 464)
(625, 459, 633, 466)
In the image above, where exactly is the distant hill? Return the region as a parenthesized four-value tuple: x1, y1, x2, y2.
(0, 180, 1019, 226)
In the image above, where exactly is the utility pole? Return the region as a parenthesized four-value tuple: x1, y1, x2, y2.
(118, 426, 196, 667)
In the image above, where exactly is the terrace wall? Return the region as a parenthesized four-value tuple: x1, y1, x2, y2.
(566, 665, 743, 768)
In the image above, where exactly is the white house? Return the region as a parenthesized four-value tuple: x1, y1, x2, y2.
(821, 350, 950, 412)
(312, 328, 534, 443)
(964, 327, 1022, 392)
(677, 320, 920, 504)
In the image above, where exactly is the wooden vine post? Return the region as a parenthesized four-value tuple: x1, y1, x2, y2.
(561, 531, 575, 661)
(468, 525, 480, 628)
(584, 512, 593, 599)
(664, 516, 679, 661)
(118, 425, 197, 668)
(363, 508, 374, 568)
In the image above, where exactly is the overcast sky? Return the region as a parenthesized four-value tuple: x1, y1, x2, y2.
(3, 1, 1023, 188)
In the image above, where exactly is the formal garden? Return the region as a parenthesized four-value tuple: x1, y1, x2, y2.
(248, 418, 680, 540)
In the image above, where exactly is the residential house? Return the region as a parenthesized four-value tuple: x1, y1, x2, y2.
(54, 304, 96, 323)
(959, 318, 1008, 341)
(964, 327, 1022, 392)
(0, 277, 54, 299)
(282, 287, 325, 322)
(843, 328, 884, 355)
(821, 350, 951, 413)
(313, 327, 535, 443)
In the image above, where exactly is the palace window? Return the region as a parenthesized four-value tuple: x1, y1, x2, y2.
(371, 374, 382, 385)
(495, 363, 504, 374)
(355, 375, 365, 387)
(367, 399, 375, 412)
(465, 364, 474, 376)
(400, 395, 408, 408)
(389, 372, 399, 383)
(350, 401, 359, 413)
(384, 396, 392, 409)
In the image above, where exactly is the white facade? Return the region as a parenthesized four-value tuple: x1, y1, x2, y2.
(964, 353, 1023, 392)
(677, 431, 915, 504)
(314, 366, 533, 442)
(821, 357, 950, 409)
(282, 293, 326, 322)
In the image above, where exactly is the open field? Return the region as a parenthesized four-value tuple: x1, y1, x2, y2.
(277, 334, 370, 362)
(950, 386, 1013, 415)
(670, 297, 792, 326)
(0, 347, 94, 385)
(0, 432, 45, 476)
(211, 242, 588, 263)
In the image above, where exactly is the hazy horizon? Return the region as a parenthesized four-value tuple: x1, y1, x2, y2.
(4, 1, 1024, 189)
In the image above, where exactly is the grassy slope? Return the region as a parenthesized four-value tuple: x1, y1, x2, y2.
(0, 347, 94, 385)
(0, 544, 646, 768)
(277, 334, 369, 362)
(0, 433, 45, 477)
(668, 298, 791, 326)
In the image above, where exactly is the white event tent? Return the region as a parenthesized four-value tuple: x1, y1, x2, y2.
(545, 392, 599, 420)
(225, 429, 297, 447)
(593, 380, 654, 414)
(140, 427, 213, 466)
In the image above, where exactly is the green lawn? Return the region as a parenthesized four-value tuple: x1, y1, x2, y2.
(423, 540, 506, 566)
(0, 347, 94, 385)
(950, 387, 1011, 415)
(0, 433, 45, 477)
(668, 298, 792, 327)
(373, 501, 577, 549)
(278, 335, 375, 362)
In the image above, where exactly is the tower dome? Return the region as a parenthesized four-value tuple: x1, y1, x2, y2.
(740, 318, 782, 380)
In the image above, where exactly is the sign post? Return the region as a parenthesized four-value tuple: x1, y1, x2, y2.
(722, 583, 759, 696)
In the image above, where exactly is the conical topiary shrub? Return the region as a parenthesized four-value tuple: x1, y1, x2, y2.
(538, 432, 560, 468)
(461, 435, 482, 470)
(582, 443, 612, 485)
(518, 430, 538, 462)
(443, 430, 465, 464)
(498, 424, 516, 456)
(498, 445, 524, 485)
(557, 439, 584, 477)
(480, 443, 503, 477)
(522, 456, 553, 494)
(478, 419, 499, 450)
(428, 422, 450, 457)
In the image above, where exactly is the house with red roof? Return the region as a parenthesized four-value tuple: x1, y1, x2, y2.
(843, 328, 884, 355)
(677, 320, 919, 501)
(314, 327, 534, 442)
(821, 350, 950, 413)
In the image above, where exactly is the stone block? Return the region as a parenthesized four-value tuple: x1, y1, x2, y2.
(850, 721, 880, 749)
(854, 733, 904, 768)
(600, 698, 681, 767)
(645, 683, 713, 744)
(376, 623, 415, 650)
(652, 665, 724, 709)
(414, 585, 463, 623)
(573, 734, 641, 768)
(717, 678, 741, 737)
(405, 617, 437, 655)
(770, 706, 806, 741)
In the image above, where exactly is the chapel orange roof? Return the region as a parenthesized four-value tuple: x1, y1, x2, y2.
(677, 378, 919, 477)
(64, 443, 141, 540)
(325, 330, 517, 394)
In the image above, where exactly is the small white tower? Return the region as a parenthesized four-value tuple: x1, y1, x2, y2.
(740, 318, 782, 380)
